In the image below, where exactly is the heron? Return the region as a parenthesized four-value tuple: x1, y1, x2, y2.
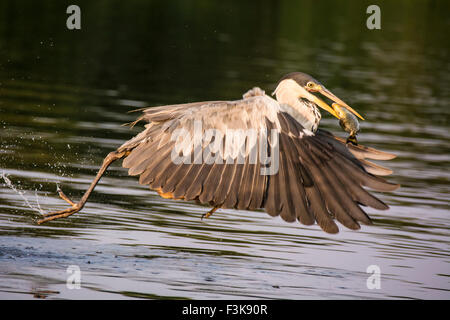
(37, 72, 399, 233)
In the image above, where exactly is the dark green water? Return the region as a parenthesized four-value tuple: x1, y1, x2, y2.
(0, 0, 449, 299)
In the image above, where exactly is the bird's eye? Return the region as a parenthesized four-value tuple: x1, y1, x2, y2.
(307, 82, 315, 88)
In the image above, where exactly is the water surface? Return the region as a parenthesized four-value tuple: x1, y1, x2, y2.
(0, 0, 449, 299)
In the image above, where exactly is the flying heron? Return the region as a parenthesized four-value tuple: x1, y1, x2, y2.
(37, 72, 399, 233)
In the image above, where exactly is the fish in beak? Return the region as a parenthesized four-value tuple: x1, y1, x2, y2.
(301, 79, 364, 121)
(273, 73, 365, 121)
(331, 102, 361, 145)
(315, 85, 365, 120)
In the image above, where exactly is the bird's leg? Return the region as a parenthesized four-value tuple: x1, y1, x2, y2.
(201, 206, 219, 220)
(37, 150, 127, 224)
(56, 185, 76, 206)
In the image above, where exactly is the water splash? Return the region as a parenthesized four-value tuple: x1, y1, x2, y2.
(1, 171, 45, 215)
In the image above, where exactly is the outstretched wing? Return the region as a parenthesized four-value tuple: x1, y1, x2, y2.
(265, 112, 398, 233)
(118, 89, 398, 233)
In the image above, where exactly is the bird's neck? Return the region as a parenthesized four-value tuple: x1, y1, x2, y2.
(275, 83, 321, 132)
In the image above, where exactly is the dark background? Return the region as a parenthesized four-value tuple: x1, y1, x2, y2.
(0, 0, 448, 300)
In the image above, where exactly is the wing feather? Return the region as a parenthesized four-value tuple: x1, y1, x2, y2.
(118, 91, 398, 233)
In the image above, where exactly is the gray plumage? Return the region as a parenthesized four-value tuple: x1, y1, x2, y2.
(117, 88, 398, 234)
(38, 73, 398, 232)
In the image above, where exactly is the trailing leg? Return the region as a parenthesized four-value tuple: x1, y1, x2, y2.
(201, 206, 220, 220)
(37, 150, 126, 224)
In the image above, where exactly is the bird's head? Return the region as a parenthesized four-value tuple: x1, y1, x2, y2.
(273, 72, 364, 120)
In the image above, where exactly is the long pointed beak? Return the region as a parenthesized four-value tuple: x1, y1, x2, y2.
(318, 86, 365, 120)
(299, 87, 340, 119)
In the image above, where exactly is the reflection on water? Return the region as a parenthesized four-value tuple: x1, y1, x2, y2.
(0, 0, 449, 299)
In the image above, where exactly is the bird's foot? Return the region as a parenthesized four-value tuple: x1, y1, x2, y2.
(37, 205, 82, 224)
(37, 188, 82, 224)
(201, 207, 219, 220)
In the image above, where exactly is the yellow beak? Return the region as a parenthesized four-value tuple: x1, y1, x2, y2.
(317, 86, 365, 120)
(297, 86, 340, 119)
